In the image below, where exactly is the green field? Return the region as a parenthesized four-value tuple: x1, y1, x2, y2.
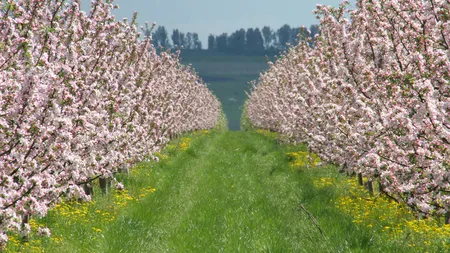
(180, 51, 271, 130)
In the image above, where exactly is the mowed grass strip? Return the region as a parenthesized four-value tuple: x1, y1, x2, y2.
(102, 131, 329, 252)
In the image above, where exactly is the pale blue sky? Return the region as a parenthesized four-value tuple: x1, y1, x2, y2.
(81, 0, 350, 46)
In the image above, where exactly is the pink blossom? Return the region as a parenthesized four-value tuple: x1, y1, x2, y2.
(246, 0, 450, 215)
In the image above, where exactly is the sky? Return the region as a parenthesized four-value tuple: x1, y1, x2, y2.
(81, 0, 350, 47)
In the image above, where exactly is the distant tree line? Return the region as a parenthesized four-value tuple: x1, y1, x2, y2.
(149, 26, 202, 50)
(208, 24, 319, 55)
(147, 24, 319, 55)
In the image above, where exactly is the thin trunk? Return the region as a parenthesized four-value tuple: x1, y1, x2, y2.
(358, 173, 363, 186)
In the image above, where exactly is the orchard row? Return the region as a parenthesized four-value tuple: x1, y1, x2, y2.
(0, 0, 221, 245)
(247, 0, 450, 218)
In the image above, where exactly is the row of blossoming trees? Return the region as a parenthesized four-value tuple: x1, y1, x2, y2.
(0, 0, 221, 244)
(246, 0, 450, 219)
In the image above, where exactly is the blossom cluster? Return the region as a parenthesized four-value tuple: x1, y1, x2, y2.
(246, 0, 450, 216)
(0, 0, 221, 245)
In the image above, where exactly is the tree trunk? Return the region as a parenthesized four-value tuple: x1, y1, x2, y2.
(21, 213, 30, 241)
(445, 211, 450, 225)
(338, 162, 347, 174)
(99, 177, 110, 194)
(378, 180, 385, 194)
(358, 173, 363, 186)
(365, 180, 374, 194)
(306, 147, 311, 169)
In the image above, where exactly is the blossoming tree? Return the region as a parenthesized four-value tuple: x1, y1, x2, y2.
(0, 0, 221, 245)
(246, 0, 450, 219)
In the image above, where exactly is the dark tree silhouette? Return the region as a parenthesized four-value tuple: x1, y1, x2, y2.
(192, 33, 202, 50)
(208, 34, 216, 50)
(171, 29, 182, 48)
(228, 29, 246, 54)
(245, 28, 255, 53)
(245, 28, 264, 55)
(152, 26, 170, 48)
(216, 33, 228, 52)
(180, 32, 186, 48)
(277, 24, 292, 49)
(253, 28, 265, 54)
(262, 26, 274, 49)
(186, 32, 194, 49)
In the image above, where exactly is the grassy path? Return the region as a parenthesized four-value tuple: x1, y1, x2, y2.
(104, 131, 326, 252)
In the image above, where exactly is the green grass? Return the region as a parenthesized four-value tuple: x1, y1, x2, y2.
(9, 130, 447, 252)
(97, 131, 325, 252)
